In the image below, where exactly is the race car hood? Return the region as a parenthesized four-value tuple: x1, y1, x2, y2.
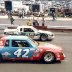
(38, 30, 53, 35)
(38, 43, 62, 51)
(4, 28, 18, 32)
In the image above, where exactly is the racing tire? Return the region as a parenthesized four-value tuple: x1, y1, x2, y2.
(42, 52, 55, 63)
(40, 34, 48, 41)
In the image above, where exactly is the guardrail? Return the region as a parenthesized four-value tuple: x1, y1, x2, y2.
(34, 26, 72, 32)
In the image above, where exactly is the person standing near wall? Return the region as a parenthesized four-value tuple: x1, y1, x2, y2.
(42, 17, 45, 26)
(26, 19, 31, 26)
(10, 15, 14, 24)
(52, 12, 55, 21)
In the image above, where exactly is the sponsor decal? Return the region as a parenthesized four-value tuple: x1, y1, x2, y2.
(2, 52, 11, 57)
(14, 49, 29, 58)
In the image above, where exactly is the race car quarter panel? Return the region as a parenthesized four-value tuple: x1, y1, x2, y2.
(35, 43, 65, 63)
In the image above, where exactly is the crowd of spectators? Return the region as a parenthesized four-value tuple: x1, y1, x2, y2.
(0, 7, 72, 18)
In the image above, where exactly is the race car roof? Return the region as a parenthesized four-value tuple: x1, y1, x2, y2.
(17, 26, 34, 28)
(1, 35, 29, 40)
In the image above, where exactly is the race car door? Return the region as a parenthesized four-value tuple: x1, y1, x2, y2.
(23, 28, 35, 39)
(0, 39, 36, 59)
(11, 40, 36, 59)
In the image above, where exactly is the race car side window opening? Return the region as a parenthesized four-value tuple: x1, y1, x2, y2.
(20, 28, 22, 31)
(24, 28, 34, 32)
(12, 40, 31, 47)
(5, 40, 9, 47)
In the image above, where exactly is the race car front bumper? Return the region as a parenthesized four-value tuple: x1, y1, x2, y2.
(56, 52, 66, 61)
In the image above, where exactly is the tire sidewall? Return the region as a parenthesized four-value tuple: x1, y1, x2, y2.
(40, 34, 48, 41)
(42, 52, 55, 63)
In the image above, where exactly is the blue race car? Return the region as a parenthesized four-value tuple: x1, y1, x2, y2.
(0, 35, 65, 63)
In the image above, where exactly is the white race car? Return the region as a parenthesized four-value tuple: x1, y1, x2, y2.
(4, 26, 54, 41)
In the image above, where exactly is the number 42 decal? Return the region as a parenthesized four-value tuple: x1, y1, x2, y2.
(14, 49, 29, 58)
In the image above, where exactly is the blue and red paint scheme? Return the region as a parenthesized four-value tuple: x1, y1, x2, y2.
(0, 35, 65, 63)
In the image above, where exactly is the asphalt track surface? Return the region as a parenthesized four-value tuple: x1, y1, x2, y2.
(0, 19, 72, 27)
(0, 32, 72, 72)
(0, 18, 72, 72)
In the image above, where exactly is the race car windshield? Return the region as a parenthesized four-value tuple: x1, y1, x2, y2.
(33, 40, 39, 46)
(29, 37, 39, 46)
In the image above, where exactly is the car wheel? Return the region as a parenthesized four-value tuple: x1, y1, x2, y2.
(42, 52, 55, 63)
(40, 34, 48, 41)
(4, 32, 6, 34)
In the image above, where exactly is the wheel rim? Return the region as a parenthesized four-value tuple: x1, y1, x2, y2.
(41, 35, 47, 41)
(44, 53, 54, 62)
